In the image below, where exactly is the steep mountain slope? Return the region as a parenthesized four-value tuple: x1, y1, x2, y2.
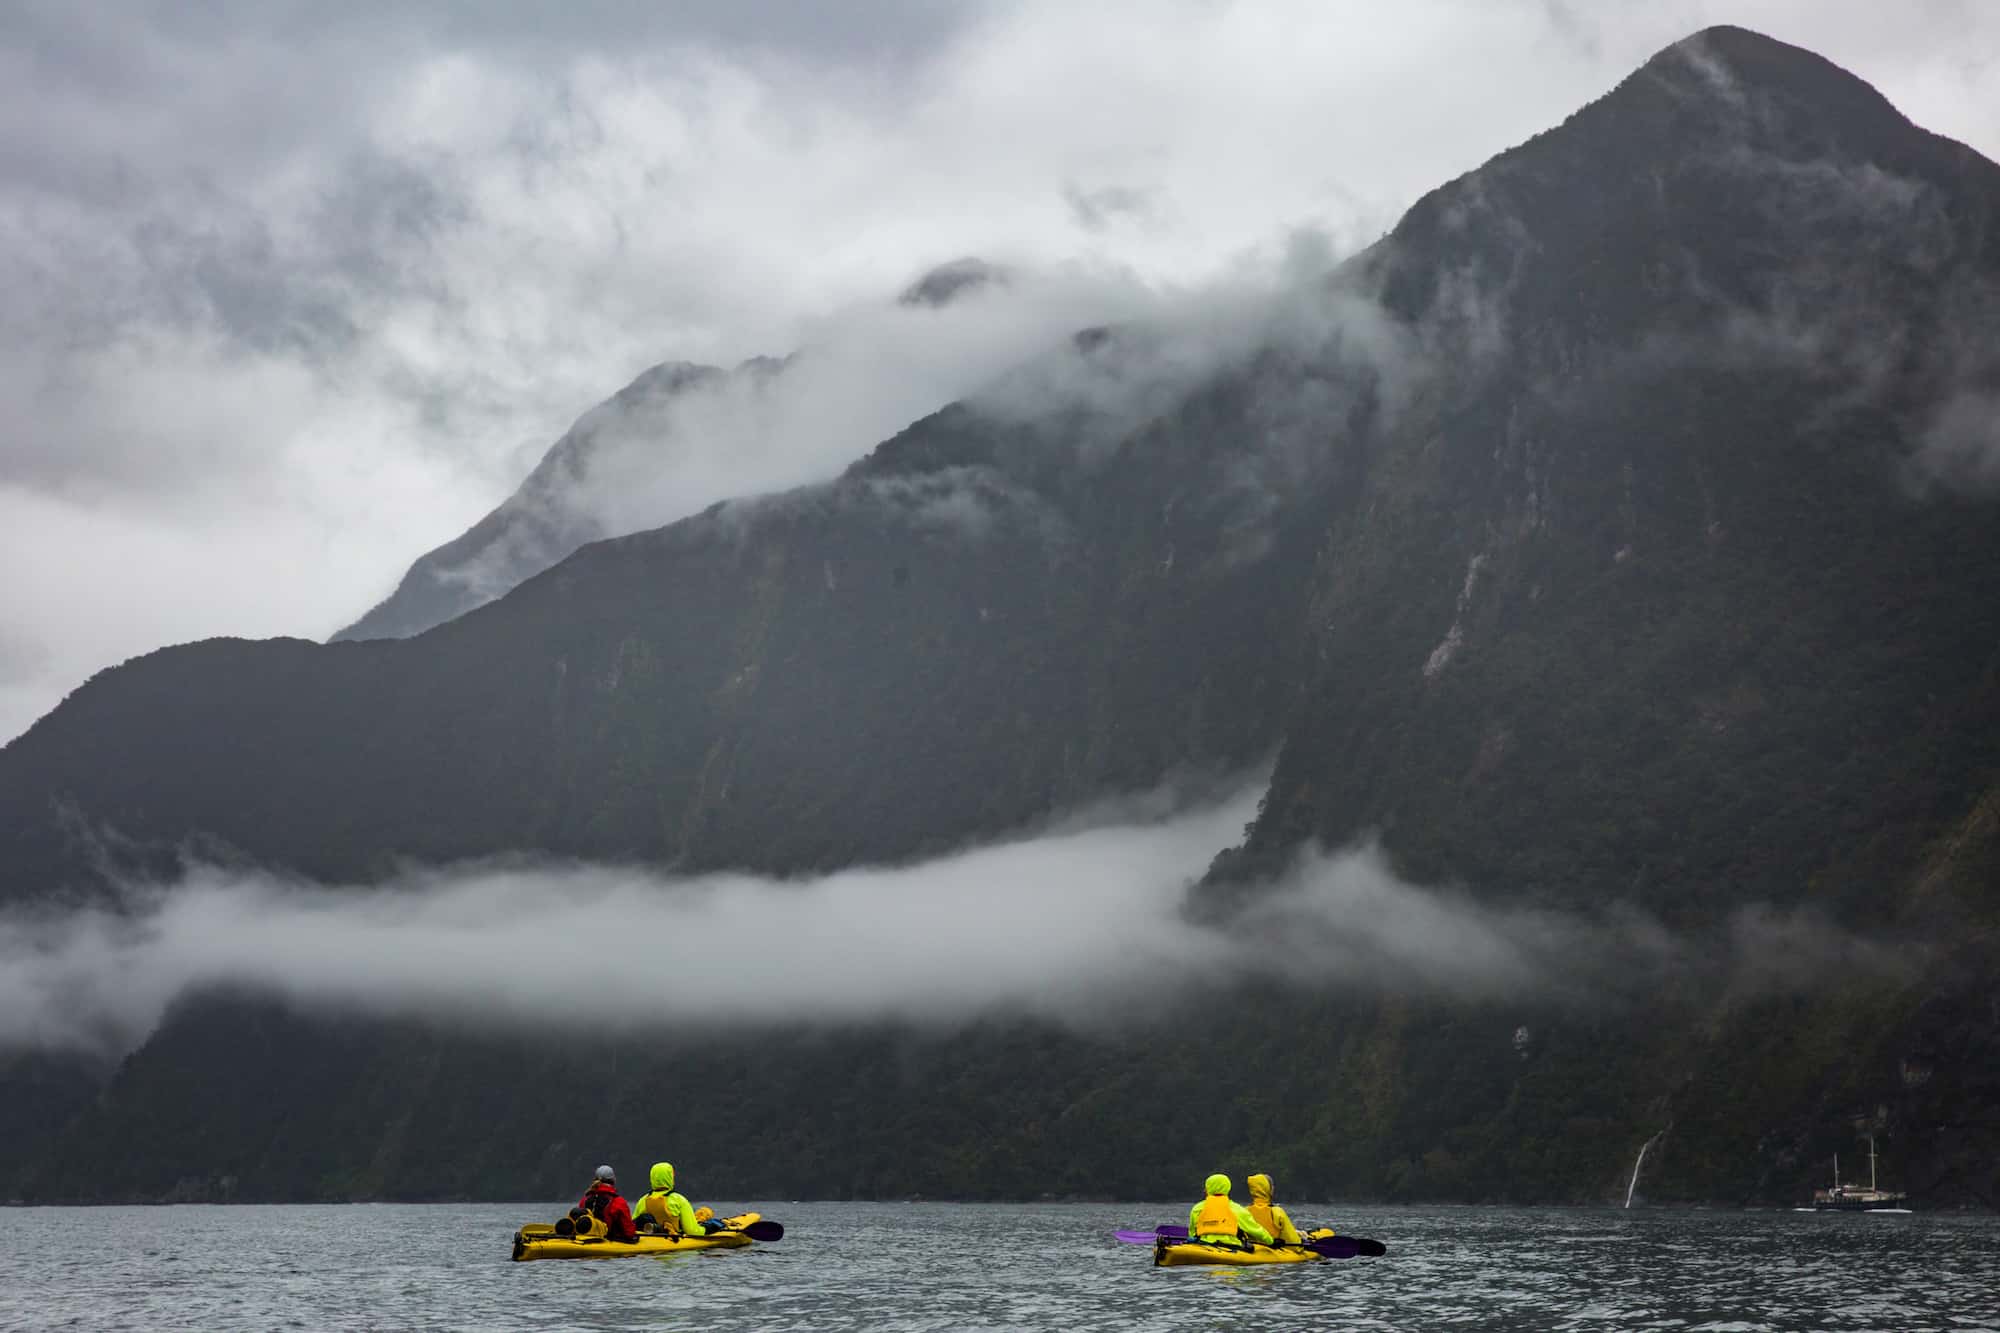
(334, 358, 765, 643)
(4, 27, 1998, 1205)
(1223, 24, 2000, 929)
(334, 258, 1020, 643)
(2, 345, 1339, 897)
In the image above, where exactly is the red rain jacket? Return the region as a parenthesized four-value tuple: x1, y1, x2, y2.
(578, 1180, 637, 1242)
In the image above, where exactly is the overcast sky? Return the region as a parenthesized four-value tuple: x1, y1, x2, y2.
(2, 0, 1995, 742)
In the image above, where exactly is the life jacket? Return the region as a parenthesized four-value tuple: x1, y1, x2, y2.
(1248, 1200, 1279, 1235)
(1194, 1193, 1242, 1241)
(637, 1191, 681, 1235)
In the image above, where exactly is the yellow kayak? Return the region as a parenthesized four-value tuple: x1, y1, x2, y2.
(511, 1212, 764, 1262)
(1155, 1239, 1326, 1267)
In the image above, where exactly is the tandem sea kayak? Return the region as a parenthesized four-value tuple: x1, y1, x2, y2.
(1154, 1239, 1327, 1267)
(1115, 1225, 1385, 1266)
(511, 1212, 773, 1262)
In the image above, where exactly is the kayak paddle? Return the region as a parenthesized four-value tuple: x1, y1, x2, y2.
(516, 1218, 783, 1243)
(1130, 1224, 1386, 1258)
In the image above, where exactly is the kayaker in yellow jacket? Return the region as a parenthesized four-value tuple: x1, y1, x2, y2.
(1246, 1173, 1303, 1245)
(632, 1161, 712, 1236)
(1187, 1173, 1274, 1248)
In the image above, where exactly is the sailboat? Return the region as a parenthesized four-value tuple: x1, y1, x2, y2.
(1810, 1137, 1910, 1212)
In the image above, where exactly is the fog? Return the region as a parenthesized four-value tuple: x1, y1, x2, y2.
(379, 262, 1160, 625)
(396, 234, 1422, 630)
(0, 780, 1907, 1056)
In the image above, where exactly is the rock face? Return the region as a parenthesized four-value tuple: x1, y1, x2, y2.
(4, 27, 1998, 1205)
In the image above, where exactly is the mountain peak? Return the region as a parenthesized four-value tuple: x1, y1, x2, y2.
(898, 257, 1009, 308)
(1659, 23, 1864, 76)
(1367, 20, 2000, 332)
(1635, 24, 1908, 137)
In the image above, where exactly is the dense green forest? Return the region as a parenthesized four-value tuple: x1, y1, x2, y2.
(3, 26, 1997, 1207)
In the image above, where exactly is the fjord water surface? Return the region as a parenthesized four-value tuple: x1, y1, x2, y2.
(2, 1202, 1994, 1331)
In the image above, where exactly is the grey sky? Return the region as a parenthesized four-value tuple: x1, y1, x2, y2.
(2, 0, 1996, 740)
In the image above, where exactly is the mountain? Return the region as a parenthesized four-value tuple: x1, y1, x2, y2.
(897, 256, 1010, 307)
(1218, 21, 2000, 919)
(4, 27, 1998, 1206)
(332, 357, 768, 643)
(334, 258, 1020, 643)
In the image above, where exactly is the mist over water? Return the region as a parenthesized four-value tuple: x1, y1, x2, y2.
(0, 779, 1907, 1057)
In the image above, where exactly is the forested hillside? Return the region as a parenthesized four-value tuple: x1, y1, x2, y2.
(4, 26, 1997, 1208)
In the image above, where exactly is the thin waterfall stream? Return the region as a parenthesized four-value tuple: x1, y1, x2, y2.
(1625, 1130, 1666, 1208)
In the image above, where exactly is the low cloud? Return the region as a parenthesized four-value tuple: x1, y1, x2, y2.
(0, 782, 1256, 1053)
(12, 2, 2000, 739)
(551, 264, 1155, 543)
(0, 780, 1914, 1056)
(1911, 390, 2000, 496)
(350, 264, 1158, 631)
(1242, 841, 1914, 1003)
(969, 232, 1420, 458)
(392, 238, 1425, 634)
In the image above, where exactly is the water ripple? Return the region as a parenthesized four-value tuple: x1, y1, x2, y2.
(0, 1202, 1994, 1332)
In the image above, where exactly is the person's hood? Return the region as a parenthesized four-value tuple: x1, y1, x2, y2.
(1247, 1174, 1273, 1205)
(650, 1162, 676, 1192)
(1204, 1173, 1230, 1196)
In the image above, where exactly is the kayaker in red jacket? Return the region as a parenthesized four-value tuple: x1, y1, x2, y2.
(574, 1165, 637, 1242)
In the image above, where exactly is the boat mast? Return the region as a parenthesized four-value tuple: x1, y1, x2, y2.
(1868, 1137, 1877, 1192)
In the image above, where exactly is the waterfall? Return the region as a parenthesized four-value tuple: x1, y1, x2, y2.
(1624, 1130, 1666, 1208)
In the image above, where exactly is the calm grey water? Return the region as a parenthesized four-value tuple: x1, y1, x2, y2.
(1, 1202, 1994, 1331)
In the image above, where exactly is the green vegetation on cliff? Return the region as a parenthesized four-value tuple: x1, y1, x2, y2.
(3, 26, 1998, 1207)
